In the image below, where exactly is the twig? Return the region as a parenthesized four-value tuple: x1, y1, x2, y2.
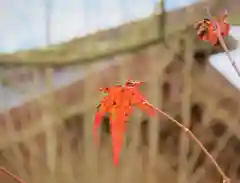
(217, 30, 240, 77)
(205, 7, 240, 78)
(155, 107, 231, 183)
(0, 167, 26, 183)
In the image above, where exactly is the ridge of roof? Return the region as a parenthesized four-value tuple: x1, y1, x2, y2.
(0, 1, 211, 66)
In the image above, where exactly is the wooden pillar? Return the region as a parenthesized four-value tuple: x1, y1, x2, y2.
(83, 65, 99, 183)
(188, 108, 212, 173)
(228, 159, 240, 182)
(4, 112, 28, 180)
(146, 45, 163, 183)
(118, 54, 142, 183)
(190, 129, 231, 183)
(25, 69, 43, 183)
(43, 67, 57, 182)
(178, 35, 193, 183)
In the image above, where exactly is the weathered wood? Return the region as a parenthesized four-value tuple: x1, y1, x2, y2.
(1, 1, 240, 182)
(0, 1, 209, 66)
(43, 68, 57, 182)
(178, 34, 193, 183)
(146, 45, 164, 183)
(190, 131, 231, 183)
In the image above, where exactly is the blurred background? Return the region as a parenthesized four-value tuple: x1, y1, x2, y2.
(0, 0, 240, 183)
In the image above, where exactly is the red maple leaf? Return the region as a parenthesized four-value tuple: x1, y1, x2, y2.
(195, 9, 240, 77)
(94, 80, 231, 183)
(195, 10, 229, 46)
(94, 80, 156, 165)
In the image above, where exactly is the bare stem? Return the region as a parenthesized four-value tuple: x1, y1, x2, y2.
(205, 6, 240, 78)
(155, 107, 230, 183)
(0, 167, 26, 183)
(217, 34, 240, 78)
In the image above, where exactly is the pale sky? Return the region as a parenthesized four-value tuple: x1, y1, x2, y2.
(0, 0, 240, 90)
(209, 27, 240, 89)
(0, 0, 198, 52)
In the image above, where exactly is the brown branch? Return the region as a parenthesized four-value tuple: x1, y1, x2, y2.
(206, 7, 240, 79)
(155, 107, 231, 183)
(0, 167, 26, 183)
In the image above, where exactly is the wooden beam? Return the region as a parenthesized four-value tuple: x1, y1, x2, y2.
(192, 82, 240, 140)
(146, 45, 164, 183)
(190, 131, 231, 183)
(0, 1, 208, 65)
(82, 66, 99, 183)
(178, 35, 193, 183)
(229, 13, 240, 25)
(43, 68, 57, 182)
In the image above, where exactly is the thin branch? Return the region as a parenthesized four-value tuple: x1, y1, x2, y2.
(155, 107, 230, 183)
(217, 32, 240, 77)
(0, 167, 26, 183)
(205, 7, 240, 78)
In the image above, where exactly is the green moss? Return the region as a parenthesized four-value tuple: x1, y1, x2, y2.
(229, 13, 240, 25)
(0, 15, 160, 66)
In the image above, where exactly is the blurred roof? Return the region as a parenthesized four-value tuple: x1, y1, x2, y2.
(0, 1, 237, 66)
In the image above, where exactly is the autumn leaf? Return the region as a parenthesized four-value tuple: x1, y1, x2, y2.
(195, 8, 240, 77)
(195, 9, 229, 46)
(94, 80, 156, 165)
(94, 76, 231, 183)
